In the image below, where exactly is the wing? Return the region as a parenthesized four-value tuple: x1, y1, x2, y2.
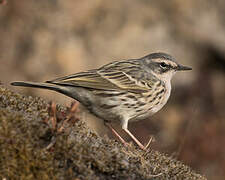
(47, 69, 120, 91)
(47, 60, 152, 93)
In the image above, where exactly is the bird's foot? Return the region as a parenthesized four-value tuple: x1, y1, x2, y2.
(143, 135, 155, 150)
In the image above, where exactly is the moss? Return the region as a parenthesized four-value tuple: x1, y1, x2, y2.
(0, 86, 206, 180)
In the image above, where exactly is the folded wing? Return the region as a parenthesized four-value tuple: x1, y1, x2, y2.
(47, 61, 151, 93)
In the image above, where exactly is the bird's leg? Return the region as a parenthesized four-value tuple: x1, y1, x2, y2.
(104, 123, 129, 146)
(123, 128, 146, 150)
(144, 136, 154, 149)
(122, 120, 147, 150)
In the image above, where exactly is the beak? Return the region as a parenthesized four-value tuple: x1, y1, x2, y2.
(176, 64, 192, 71)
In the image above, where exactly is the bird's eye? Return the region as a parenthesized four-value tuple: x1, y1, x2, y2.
(159, 62, 168, 68)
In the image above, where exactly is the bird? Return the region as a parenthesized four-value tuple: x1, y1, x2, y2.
(11, 52, 192, 150)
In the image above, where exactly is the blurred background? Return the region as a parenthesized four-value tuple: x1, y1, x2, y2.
(0, 0, 224, 179)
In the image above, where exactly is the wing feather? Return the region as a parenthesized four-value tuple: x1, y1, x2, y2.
(47, 70, 119, 90)
(47, 60, 152, 93)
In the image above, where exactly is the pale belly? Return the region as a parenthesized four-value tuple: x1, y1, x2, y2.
(89, 85, 171, 123)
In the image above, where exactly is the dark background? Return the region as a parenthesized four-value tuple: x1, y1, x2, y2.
(1, 1, 224, 179)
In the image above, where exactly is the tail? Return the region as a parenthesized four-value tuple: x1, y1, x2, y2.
(10, 81, 73, 98)
(11, 81, 61, 91)
(11, 81, 91, 104)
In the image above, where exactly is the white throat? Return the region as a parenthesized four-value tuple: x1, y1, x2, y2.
(150, 70, 176, 114)
(155, 70, 176, 101)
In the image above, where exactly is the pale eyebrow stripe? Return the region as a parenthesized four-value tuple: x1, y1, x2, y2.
(152, 58, 177, 67)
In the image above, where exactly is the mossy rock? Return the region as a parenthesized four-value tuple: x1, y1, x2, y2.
(0, 86, 206, 180)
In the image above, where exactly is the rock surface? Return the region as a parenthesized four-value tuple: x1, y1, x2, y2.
(0, 86, 206, 179)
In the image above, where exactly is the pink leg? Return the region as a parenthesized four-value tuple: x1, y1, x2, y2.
(104, 123, 129, 146)
(145, 136, 154, 149)
(123, 128, 146, 150)
(123, 129, 153, 150)
(121, 120, 152, 150)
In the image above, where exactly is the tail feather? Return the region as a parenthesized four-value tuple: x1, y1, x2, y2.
(11, 81, 59, 91)
(11, 81, 89, 104)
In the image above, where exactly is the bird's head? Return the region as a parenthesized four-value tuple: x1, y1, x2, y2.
(142, 52, 192, 82)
